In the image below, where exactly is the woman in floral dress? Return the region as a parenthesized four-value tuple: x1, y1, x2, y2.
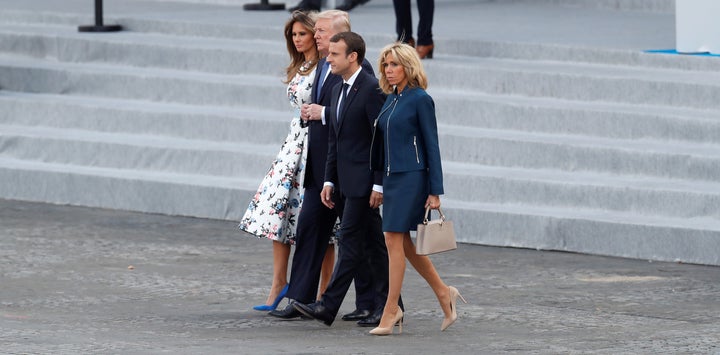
(239, 11, 335, 311)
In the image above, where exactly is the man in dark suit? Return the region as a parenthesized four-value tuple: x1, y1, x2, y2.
(269, 10, 377, 325)
(293, 31, 389, 326)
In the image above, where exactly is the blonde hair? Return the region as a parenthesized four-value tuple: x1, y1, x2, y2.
(377, 42, 428, 94)
(284, 11, 319, 83)
(316, 9, 351, 33)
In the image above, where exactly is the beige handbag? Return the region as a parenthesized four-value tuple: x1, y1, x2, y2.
(416, 207, 457, 255)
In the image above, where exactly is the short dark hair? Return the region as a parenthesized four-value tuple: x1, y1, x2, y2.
(329, 31, 365, 64)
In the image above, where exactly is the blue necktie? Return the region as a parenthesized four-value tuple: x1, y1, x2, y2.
(316, 61, 330, 102)
(337, 83, 350, 123)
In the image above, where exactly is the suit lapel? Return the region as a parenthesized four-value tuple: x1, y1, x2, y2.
(311, 58, 324, 103)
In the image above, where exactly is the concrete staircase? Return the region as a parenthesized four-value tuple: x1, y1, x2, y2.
(1, 1, 720, 265)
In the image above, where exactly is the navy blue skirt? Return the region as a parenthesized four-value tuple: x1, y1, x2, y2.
(382, 170, 429, 232)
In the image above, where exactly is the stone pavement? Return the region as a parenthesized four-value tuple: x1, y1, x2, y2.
(1, 199, 719, 354)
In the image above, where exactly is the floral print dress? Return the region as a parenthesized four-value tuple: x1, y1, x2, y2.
(238, 68, 316, 244)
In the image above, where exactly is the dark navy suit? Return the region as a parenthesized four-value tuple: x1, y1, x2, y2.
(316, 68, 389, 317)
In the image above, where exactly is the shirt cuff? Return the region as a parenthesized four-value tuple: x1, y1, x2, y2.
(324, 181, 335, 188)
(321, 106, 326, 125)
(372, 184, 383, 193)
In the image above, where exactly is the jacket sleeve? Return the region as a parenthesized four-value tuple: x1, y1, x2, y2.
(324, 119, 339, 185)
(324, 84, 341, 185)
(416, 92, 444, 195)
(366, 86, 386, 186)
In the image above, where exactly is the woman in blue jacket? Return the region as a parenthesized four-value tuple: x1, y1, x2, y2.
(369, 43, 465, 335)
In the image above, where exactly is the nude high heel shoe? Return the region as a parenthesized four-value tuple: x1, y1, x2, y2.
(369, 309, 403, 336)
(440, 286, 467, 331)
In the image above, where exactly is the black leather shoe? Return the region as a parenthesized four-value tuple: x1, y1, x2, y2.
(356, 309, 382, 327)
(335, 0, 368, 11)
(341, 309, 371, 321)
(268, 304, 302, 319)
(293, 301, 335, 326)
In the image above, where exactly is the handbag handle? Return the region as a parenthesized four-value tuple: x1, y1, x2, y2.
(422, 207, 446, 225)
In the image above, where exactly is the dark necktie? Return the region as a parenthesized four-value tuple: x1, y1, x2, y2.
(337, 83, 350, 123)
(316, 61, 330, 102)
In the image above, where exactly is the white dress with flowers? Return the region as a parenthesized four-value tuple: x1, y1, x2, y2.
(238, 68, 316, 244)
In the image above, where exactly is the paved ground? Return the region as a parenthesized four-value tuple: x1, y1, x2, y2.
(1, 199, 719, 354)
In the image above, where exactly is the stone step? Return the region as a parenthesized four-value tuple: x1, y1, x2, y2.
(4, 48, 720, 116)
(3, 151, 719, 265)
(6, 118, 719, 219)
(0, 23, 286, 76)
(440, 124, 720, 181)
(511, 0, 674, 13)
(0, 124, 277, 178)
(442, 42, 720, 72)
(3, 0, 719, 267)
(4, 87, 720, 182)
(0, 54, 285, 110)
(6, 85, 720, 149)
(0, 91, 292, 144)
(422, 57, 720, 110)
(443, 162, 720, 218)
(4, 17, 719, 78)
(5, 89, 719, 182)
(432, 90, 720, 144)
(0, 1, 698, 72)
(0, 156, 256, 220)
(443, 198, 720, 266)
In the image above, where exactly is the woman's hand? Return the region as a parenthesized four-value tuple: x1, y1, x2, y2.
(301, 103, 311, 121)
(425, 194, 440, 209)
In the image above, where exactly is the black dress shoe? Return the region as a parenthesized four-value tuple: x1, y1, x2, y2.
(335, 0, 368, 11)
(341, 309, 371, 321)
(356, 309, 382, 327)
(292, 301, 335, 326)
(268, 304, 302, 319)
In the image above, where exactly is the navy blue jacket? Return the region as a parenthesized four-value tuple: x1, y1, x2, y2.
(371, 86, 444, 196)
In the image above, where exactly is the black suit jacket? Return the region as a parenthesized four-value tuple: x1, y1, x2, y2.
(304, 58, 374, 189)
(324, 68, 386, 198)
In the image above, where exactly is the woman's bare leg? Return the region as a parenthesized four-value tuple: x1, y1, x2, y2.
(317, 244, 335, 299)
(402, 233, 451, 317)
(377, 231, 407, 328)
(265, 240, 291, 305)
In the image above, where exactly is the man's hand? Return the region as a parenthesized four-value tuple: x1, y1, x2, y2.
(369, 191, 383, 209)
(321, 185, 335, 209)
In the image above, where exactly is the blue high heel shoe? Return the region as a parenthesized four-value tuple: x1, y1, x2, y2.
(253, 284, 288, 311)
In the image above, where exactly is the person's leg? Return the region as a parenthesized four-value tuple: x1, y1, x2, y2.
(318, 244, 335, 299)
(317, 196, 369, 314)
(392, 0, 414, 44)
(402, 233, 451, 317)
(265, 240, 291, 305)
(284, 182, 336, 304)
(416, 0, 434, 46)
(366, 208, 390, 311)
(376, 231, 406, 328)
